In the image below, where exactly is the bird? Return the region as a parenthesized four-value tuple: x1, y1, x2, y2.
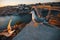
(0, 17, 15, 37)
(30, 8, 46, 27)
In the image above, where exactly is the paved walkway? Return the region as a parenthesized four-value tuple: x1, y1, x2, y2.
(13, 21, 60, 40)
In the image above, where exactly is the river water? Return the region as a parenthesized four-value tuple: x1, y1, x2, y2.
(0, 14, 32, 31)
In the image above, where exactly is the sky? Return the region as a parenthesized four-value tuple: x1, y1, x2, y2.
(0, 0, 60, 7)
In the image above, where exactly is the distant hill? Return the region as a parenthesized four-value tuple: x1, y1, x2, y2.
(43, 2, 60, 6)
(0, 5, 31, 16)
(0, 2, 60, 15)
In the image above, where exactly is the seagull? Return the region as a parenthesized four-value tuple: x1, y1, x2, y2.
(30, 8, 46, 26)
(0, 17, 15, 37)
